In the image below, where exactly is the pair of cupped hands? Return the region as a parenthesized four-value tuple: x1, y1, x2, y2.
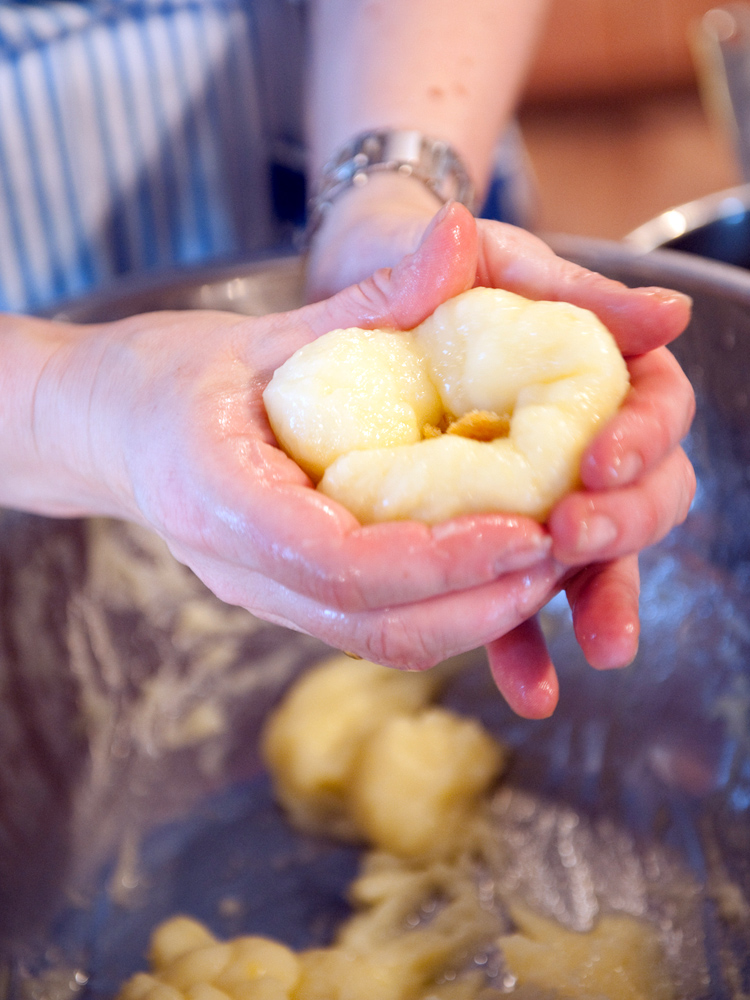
(38, 201, 695, 718)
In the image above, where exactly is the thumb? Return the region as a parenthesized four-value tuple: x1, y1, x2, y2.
(304, 201, 479, 335)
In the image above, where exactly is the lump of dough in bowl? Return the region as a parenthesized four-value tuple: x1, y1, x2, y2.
(261, 655, 439, 839)
(263, 287, 630, 524)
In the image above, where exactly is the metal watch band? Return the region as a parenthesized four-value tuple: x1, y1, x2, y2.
(306, 129, 477, 241)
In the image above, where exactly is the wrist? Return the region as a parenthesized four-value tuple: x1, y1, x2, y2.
(305, 171, 443, 300)
(307, 129, 476, 242)
(0, 316, 133, 520)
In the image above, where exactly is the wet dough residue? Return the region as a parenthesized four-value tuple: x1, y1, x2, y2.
(116, 655, 674, 1000)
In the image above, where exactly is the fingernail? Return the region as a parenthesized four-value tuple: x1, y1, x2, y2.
(644, 287, 693, 309)
(493, 535, 552, 574)
(418, 200, 454, 245)
(576, 514, 617, 554)
(666, 290, 693, 310)
(610, 450, 643, 484)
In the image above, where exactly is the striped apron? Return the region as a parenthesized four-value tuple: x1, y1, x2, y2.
(0, 0, 306, 313)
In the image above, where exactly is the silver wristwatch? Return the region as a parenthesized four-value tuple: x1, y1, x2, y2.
(306, 129, 477, 240)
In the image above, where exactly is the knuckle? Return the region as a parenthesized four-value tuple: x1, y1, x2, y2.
(349, 269, 394, 326)
(360, 613, 438, 672)
(320, 572, 368, 612)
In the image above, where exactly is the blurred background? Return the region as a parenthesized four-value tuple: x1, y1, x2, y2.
(517, 0, 741, 238)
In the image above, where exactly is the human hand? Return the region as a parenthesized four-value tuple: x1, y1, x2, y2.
(16, 206, 560, 679)
(307, 195, 695, 717)
(470, 216, 695, 716)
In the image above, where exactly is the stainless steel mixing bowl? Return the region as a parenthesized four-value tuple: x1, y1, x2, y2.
(3, 239, 750, 998)
(626, 184, 750, 270)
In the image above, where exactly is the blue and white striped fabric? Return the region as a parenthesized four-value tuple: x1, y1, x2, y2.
(0, 0, 305, 314)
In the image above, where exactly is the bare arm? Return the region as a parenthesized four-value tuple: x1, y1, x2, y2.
(305, 0, 549, 298)
(308, 0, 547, 190)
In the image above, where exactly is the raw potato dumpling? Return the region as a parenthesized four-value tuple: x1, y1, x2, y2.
(261, 655, 439, 838)
(119, 916, 301, 1000)
(263, 287, 630, 524)
(149, 917, 218, 968)
(262, 327, 442, 481)
(261, 655, 505, 858)
(349, 707, 505, 858)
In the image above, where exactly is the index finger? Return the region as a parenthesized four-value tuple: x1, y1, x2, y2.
(582, 347, 696, 490)
(475, 218, 692, 356)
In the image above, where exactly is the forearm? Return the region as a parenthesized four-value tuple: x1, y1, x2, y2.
(0, 314, 128, 519)
(307, 0, 548, 196)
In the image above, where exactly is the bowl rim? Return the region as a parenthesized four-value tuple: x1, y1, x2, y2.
(624, 182, 750, 252)
(41, 231, 750, 325)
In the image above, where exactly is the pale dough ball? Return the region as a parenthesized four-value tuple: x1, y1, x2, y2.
(415, 288, 626, 419)
(262, 327, 442, 481)
(116, 974, 177, 1000)
(295, 948, 404, 1000)
(158, 942, 233, 990)
(150, 916, 218, 969)
(215, 936, 300, 992)
(349, 707, 505, 859)
(261, 655, 438, 838)
(263, 287, 630, 524)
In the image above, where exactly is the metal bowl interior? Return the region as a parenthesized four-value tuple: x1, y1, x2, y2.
(3, 239, 750, 997)
(625, 184, 750, 270)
